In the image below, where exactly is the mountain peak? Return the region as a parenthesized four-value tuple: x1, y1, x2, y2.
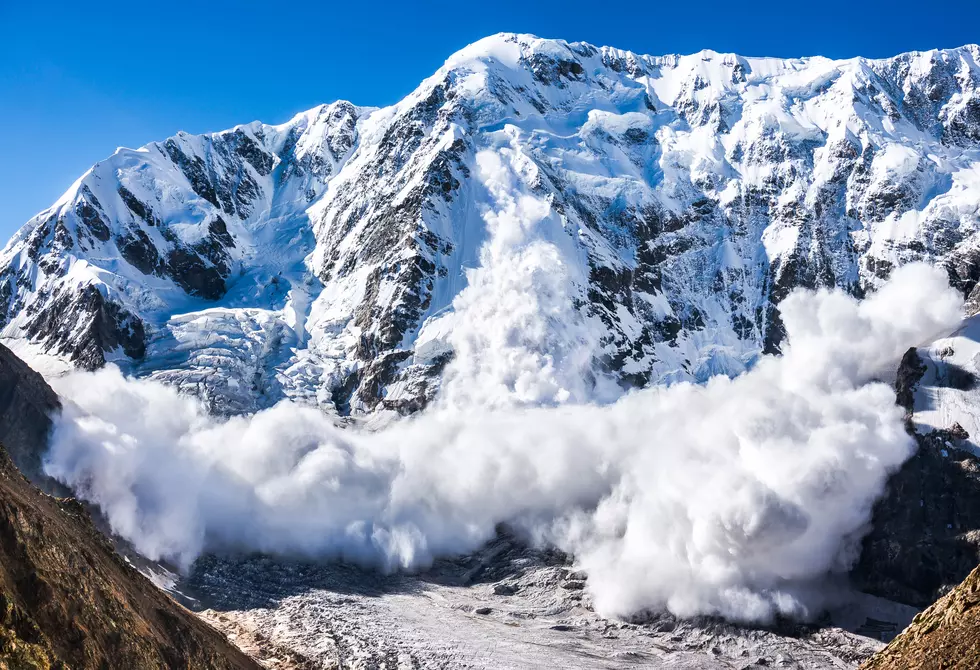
(1, 36, 979, 416)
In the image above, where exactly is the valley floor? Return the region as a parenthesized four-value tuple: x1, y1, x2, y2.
(179, 534, 917, 669)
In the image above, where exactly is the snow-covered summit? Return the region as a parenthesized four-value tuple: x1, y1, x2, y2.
(3, 34, 980, 416)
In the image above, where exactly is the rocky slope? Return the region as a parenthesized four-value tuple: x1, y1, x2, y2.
(853, 343, 980, 608)
(2, 34, 980, 416)
(0, 440, 260, 669)
(0, 343, 258, 669)
(860, 563, 980, 669)
(0, 343, 61, 491)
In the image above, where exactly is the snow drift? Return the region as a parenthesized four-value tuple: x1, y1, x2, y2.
(44, 262, 962, 623)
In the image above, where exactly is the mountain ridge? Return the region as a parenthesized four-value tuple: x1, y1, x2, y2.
(3, 33, 980, 416)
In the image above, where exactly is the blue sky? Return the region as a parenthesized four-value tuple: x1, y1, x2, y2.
(1, 0, 977, 240)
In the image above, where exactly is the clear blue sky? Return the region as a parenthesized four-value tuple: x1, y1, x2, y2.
(1, 0, 977, 240)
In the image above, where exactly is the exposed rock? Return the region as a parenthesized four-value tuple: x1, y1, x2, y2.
(860, 563, 980, 669)
(166, 247, 226, 300)
(196, 611, 316, 670)
(492, 583, 518, 596)
(948, 422, 971, 440)
(0, 343, 60, 491)
(23, 284, 145, 370)
(894, 347, 927, 423)
(854, 348, 980, 607)
(0, 443, 259, 670)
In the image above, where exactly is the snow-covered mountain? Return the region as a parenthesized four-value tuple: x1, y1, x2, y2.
(3, 33, 980, 416)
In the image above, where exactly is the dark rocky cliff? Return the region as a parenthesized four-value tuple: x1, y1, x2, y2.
(0, 343, 61, 492)
(854, 347, 980, 607)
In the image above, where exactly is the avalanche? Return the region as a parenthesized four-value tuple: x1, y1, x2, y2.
(1, 31, 978, 628)
(45, 263, 963, 622)
(0, 34, 978, 420)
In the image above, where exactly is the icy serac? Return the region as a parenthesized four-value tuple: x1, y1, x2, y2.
(2, 34, 980, 416)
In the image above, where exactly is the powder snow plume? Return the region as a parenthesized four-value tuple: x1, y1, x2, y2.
(44, 260, 962, 623)
(39, 135, 965, 626)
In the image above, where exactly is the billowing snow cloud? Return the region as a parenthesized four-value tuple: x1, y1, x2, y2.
(44, 260, 962, 623)
(42, 148, 965, 623)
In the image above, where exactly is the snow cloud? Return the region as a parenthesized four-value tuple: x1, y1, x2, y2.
(42, 148, 965, 623)
(45, 261, 961, 622)
(438, 148, 616, 409)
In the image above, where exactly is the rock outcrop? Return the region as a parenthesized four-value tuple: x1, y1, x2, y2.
(854, 347, 980, 607)
(0, 343, 61, 491)
(860, 563, 980, 669)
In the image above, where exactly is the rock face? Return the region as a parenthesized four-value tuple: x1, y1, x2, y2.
(0, 343, 60, 490)
(860, 563, 980, 669)
(854, 421, 980, 608)
(852, 312, 980, 612)
(2, 35, 980, 416)
(855, 346, 980, 607)
(0, 442, 260, 669)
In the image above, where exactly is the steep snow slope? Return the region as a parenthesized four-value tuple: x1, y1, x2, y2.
(0, 102, 365, 413)
(3, 34, 980, 415)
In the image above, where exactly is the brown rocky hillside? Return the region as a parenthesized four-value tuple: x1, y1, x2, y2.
(861, 563, 980, 669)
(0, 440, 260, 670)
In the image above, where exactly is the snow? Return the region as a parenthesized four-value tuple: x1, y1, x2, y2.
(0, 337, 73, 378)
(1, 34, 980, 416)
(913, 315, 980, 456)
(192, 545, 907, 669)
(4, 33, 980, 665)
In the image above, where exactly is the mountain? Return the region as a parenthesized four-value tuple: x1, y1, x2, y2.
(2, 34, 980, 416)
